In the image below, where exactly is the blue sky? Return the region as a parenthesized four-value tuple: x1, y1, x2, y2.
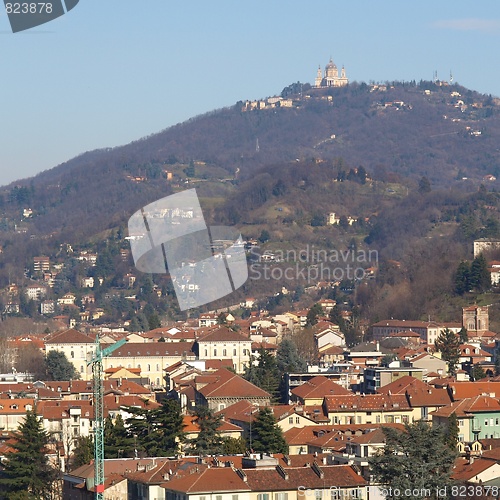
(1, 0, 500, 185)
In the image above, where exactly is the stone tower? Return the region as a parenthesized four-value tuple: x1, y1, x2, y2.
(462, 305, 489, 333)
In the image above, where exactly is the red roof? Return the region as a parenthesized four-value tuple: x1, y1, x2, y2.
(291, 376, 351, 400)
(45, 328, 94, 344)
(324, 394, 410, 412)
(197, 369, 270, 399)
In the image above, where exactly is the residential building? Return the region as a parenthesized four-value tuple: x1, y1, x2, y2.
(44, 329, 96, 381)
(323, 393, 416, 425)
(193, 326, 251, 374)
(432, 396, 500, 441)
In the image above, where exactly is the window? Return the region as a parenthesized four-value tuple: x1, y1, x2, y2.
(216, 496, 222, 500)
(73, 416, 78, 423)
(204, 350, 208, 357)
(356, 416, 361, 424)
(137, 364, 141, 370)
(223, 349, 227, 356)
(458, 419, 464, 427)
(214, 349, 217, 356)
(485, 419, 489, 426)
(289, 417, 293, 424)
(458, 434, 464, 442)
(71, 351, 74, 359)
(276, 495, 288, 500)
(376, 415, 381, 423)
(147, 364, 151, 372)
(496, 418, 499, 426)
(233, 496, 239, 500)
(80, 366, 84, 373)
(233, 349, 237, 356)
(156, 364, 160, 371)
(200, 497, 206, 500)
(315, 490, 322, 500)
(296, 416, 300, 424)
(258, 494, 270, 500)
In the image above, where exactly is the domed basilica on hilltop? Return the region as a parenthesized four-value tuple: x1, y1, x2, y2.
(314, 57, 348, 88)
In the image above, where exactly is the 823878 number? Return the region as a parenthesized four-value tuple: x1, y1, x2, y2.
(5, 3, 53, 14)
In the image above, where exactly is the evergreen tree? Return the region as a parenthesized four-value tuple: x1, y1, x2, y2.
(306, 303, 323, 327)
(445, 412, 459, 452)
(187, 407, 223, 456)
(435, 328, 461, 376)
(244, 348, 280, 401)
(222, 436, 247, 455)
(250, 407, 288, 454)
(104, 414, 134, 458)
(71, 435, 94, 470)
(472, 363, 486, 381)
(44, 350, 79, 380)
(0, 409, 58, 498)
(469, 254, 491, 292)
(276, 339, 307, 402)
(418, 176, 431, 194)
(369, 420, 457, 499)
(454, 261, 470, 295)
(458, 327, 468, 344)
(276, 338, 307, 374)
(125, 398, 184, 456)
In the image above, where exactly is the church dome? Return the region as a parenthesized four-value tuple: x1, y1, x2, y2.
(326, 58, 337, 70)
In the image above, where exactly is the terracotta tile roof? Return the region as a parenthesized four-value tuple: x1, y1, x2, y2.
(251, 341, 278, 351)
(291, 376, 351, 400)
(324, 394, 410, 412)
(104, 395, 160, 411)
(205, 359, 234, 370)
(388, 331, 421, 338)
(163, 467, 250, 493)
(377, 376, 452, 407)
(432, 396, 500, 418)
(243, 464, 366, 491)
(108, 342, 195, 358)
(182, 415, 242, 434)
(452, 457, 500, 482)
(41, 379, 151, 396)
(197, 369, 270, 399)
(216, 400, 261, 422)
(37, 400, 95, 420)
(45, 328, 94, 344)
(448, 381, 500, 400)
(0, 399, 35, 414)
(459, 345, 491, 357)
(197, 326, 251, 343)
(283, 423, 405, 446)
(377, 376, 427, 395)
(319, 345, 344, 355)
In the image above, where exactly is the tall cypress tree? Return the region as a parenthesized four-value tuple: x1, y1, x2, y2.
(435, 328, 461, 376)
(0, 409, 58, 498)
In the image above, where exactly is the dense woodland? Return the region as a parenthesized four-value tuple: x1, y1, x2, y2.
(1, 80, 500, 333)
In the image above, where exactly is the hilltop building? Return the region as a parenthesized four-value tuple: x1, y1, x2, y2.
(314, 57, 348, 88)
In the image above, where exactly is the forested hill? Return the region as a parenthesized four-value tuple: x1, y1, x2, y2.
(2, 79, 500, 243)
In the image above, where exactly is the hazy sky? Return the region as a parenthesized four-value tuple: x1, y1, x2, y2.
(1, 0, 500, 185)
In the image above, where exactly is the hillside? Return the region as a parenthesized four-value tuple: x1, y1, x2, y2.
(2, 80, 500, 241)
(2, 79, 500, 328)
